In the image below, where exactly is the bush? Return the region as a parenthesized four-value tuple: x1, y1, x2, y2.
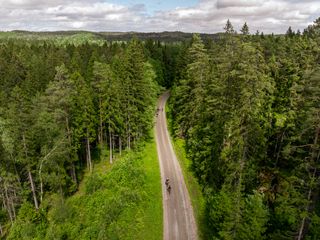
(85, 173, 104, 194)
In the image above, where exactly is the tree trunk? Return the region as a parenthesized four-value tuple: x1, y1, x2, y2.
(127, 121, 131, 150)
(59, 180, 63, 198)
(28, 170, 39, 210)
(39, 165, 44, 204)
(274, 131, 285, 167)
(99, 98, 104, 146)
(11, 189, 16, 219)
(22, 133, 39, 209)
(65, 116, 77, 185)
(109, 123, 113, 164)
(3, 187, 13, 223)
(112, 133, 115, 152)
(119, 137, 122, 156)
(86, 129, 92, 173)
(71, 162, 77, 185)
(127, 107, 131, 150)
(128, 135, 131, 150)
(11, 192, 16, 219)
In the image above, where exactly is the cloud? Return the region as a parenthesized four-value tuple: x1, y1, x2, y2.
(0, 0, 319, 33)
(216, 0, 264, 9)
(0, 1, 146, 31)
(153, 0, 320, 33)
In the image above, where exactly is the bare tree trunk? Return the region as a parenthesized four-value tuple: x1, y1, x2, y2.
(109, 124, 113, 164)
(66, 116, 77, 185)
(99, 98, 104, 146)
(3, 187, 13, 223)
(11, 189, 16, 219)
(0, 222, 3, 236)
(71, 162, 77, 185)
(6, 187, 16, 220)
(22, 133, 39, 209)
(12, 156, 21, 185)
(86, 129, 92, 173)
(112, 133, 115, 152)
(127, 93, 130, 150)
(39, 164, 44, 204)
(119, 137, 122, 156)
(128, 122, 131, 150)
(10, 194, 16, 219)
(28, 170, 39, 210)
(126, 119, 130, 150)
(39, 142, 62, 203)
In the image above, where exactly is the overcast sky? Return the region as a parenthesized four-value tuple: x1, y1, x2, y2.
(0, 0, 319, 33)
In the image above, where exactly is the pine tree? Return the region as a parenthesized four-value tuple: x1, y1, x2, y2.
(293, 68, 320, 239)
(44, 64, 78, 184)
(72, 71, 96, 173)
(224, 19, 235, 34)
(286, 26, 295, 38)
(240, 22, 250, 35)
(6, 87, 39, 209)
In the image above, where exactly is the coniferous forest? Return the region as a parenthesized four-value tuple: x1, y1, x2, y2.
(0, 36, 179, 239)
(170, 19, 320, 239)
(0, 17, 320, 239)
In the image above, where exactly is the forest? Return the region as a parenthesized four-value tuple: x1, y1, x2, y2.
(0, 17, 320, 239)
(170, 19, 320, 239)
(0, 35, 179, 238)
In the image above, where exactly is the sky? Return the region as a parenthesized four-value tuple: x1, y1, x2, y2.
(0, 0, 319, 33)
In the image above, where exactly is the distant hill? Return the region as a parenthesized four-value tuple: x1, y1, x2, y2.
(97, 31, 223, 42)
(0, 30, 223, 42)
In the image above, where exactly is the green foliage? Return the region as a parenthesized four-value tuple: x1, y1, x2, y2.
(224, 19, 235, 34)
(3, 17, 320, 240)
(170, 23, 320, 239)
(238, 192, 268, 240)
(7, 202, 47, 240)
(84, 173, 104, 194)
(8, 138, 161, 240)
(240, 22, 250, 35)
(0, 34, 165, 238)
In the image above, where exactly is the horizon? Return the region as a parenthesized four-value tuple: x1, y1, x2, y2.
(0, 29, 291, 35)
(0, 0, 319, 34)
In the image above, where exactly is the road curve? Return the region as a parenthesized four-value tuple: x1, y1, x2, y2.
(155, 92, 198, 240)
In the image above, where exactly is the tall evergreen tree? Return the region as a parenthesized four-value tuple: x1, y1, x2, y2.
(240, 22, 250, 35)
(224, 19, 235, 34)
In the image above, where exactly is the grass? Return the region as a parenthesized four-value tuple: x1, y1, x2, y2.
(165, 103, 208, 240)
(73, 136, 162, 240)
(134, 135, 163, 240)
(7, 135, 163, 240)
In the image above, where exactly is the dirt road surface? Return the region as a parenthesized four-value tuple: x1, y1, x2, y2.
(155, 92, 198, 240)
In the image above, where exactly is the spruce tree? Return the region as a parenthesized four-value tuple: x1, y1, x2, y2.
(240, 22, 250, 35)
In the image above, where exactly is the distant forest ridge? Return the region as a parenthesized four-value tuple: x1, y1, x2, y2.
(0, 30, 224, 42)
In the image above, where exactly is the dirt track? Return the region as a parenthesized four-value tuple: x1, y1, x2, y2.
(155, 92, 198, 240)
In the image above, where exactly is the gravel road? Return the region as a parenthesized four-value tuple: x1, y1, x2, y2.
(155, 92, 198, 240)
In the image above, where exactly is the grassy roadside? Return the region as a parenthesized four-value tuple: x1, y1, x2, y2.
(135, 134, 163, 240)
(165, 103, 208, 240)
(7, 135, 162, 240)
(73, 135, 162, 240)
